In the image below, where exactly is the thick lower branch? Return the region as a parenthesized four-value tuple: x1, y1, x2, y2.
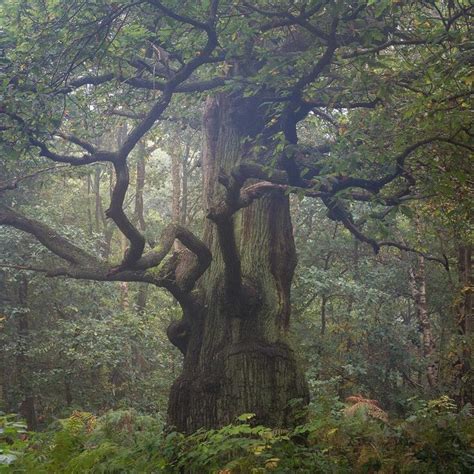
(0, 204, 96, 265)
(0, 205, 207, 307)
(0, 259, 189, 304)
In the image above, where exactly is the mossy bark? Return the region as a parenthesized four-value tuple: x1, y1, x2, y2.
(167, 95, 308, 433)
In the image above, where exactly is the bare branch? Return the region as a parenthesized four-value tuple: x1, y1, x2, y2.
(121, 76, 225, 93)
(301, 98, 381, 109)
(318, 196, 449, 269)
(0, 260, 186, 293)
(0, 263, 52, 273)
(62, 73, 115, 92)
(1, 110, 115, 165)
(341, 39, 428, 59)
(378, 241, 450, 270)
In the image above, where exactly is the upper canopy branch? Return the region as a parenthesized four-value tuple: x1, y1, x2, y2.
(50, 72, 226, 95)
(118, 0, 219, 159)
(0, 110, 115, 165)
(329, 137, 473, 195)
(242, 1, 331, 41)
(98, 2, 219, 266)
(54, 132, 97, 154)
(320, 196, 449, 269)
(289, 21, 338, 101)
(147, 0, 218, 33)
(0, 165, 68, 195)
(2, 2, 221, 272)
(30, 137, 116, 165)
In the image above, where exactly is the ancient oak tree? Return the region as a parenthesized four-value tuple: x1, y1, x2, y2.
(0, 1, 471, 432)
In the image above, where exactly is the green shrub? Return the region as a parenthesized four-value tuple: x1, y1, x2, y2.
(6, 396, 474, 473)
(0, 412, 28, 471)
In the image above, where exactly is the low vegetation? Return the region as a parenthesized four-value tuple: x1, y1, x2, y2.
(2, 395, 473, 473)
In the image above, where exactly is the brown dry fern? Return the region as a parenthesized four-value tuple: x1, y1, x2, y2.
(344, 395, 388, 422)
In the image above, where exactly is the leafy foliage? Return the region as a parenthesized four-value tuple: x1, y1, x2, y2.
(0, 413, 27, 470)
(5, 398, 474, 473)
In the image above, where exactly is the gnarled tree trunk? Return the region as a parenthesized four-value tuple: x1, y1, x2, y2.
(167, 95, 308, 433)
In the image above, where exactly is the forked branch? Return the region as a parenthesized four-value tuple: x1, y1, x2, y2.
(135, 224, 212, 293)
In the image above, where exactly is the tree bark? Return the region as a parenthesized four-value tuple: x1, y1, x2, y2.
(167, 95, 308, 433)
(408, 255, 438, 388)
(455, 244, 473, 404)
(16, 276, 38, 431)
(171, 143, 181, 225)
(457, 245, 473, 335)
(180, 143, 190, 226)
(135, 140, 148, 312)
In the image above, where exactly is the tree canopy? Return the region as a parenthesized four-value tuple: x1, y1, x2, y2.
(1, 1, 471, 277)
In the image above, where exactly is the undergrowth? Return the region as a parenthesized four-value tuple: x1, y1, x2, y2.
(1, 396, 473, 473)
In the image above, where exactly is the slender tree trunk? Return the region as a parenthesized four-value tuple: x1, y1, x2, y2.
(0, 271, 7, 411)
(94, 167, 102, 234)
(135, 140, 148, 312)
(409, 256, 437, 388)
(64, 376, 72, 407)
(170, 142, 183, 261)
(455, 244, 473, 404)
(120, 234, 130, 310)
(457, 245, 473, 334)
(135, 140, 147, 232)
(167, 95, 308, 433)
(16, 276, 37, 430)
(181, 144, 190, 226)
(321, 294, 327, 336)
(347, 238, 359, 315)
(171, 147, 181, 225)
(86, 174, 94, 236)
(93, 166, 114, 259)
(320, 249, 332, 336)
